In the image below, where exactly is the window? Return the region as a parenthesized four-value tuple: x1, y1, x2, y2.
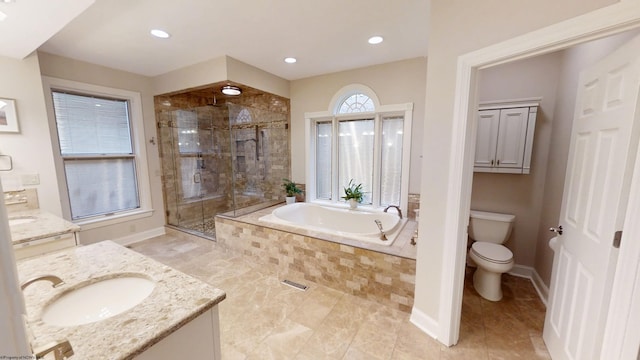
(315, 121, 332, 199)
(306, 85, 412, 211)
(338, 118, 374, 204)
(44, 77, 152, 226)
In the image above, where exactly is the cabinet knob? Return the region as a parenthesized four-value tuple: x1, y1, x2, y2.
(490, 160, 494, 166)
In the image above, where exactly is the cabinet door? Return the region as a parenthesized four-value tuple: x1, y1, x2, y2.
(495, 107, 529, 169)
(474, 109, 500, 168)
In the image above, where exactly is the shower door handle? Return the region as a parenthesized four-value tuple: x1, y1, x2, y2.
(193, 173, 201, 183)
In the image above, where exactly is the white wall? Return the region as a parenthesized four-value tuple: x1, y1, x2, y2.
(0, 181, 30, 356)
(416, 0, 617, 334)
(0, 54, 62, 216)
(290, 57, 427, 192)
(472, 52, 562, 267)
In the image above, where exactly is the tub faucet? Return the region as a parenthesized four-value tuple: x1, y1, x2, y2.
(374, 219, 388, 241)
(383, 205, 403, 219)
(20, 275, 64, 291)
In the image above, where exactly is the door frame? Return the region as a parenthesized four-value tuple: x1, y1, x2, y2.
(441, 1, 640, 357)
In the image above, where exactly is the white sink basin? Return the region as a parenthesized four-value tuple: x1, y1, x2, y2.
(42, 275, 156, 327)
(8, 216, 37, 226)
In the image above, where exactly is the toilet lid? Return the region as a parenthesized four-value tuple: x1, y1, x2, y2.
(471, 242, 513, 264)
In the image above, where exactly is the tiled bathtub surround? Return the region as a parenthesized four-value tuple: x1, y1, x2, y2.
(215, 205, 417, 312)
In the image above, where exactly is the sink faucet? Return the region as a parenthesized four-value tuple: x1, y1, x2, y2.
(20, 275, 64, 291)
(383, 205, 403, 219)
(33, 339, 74, 360)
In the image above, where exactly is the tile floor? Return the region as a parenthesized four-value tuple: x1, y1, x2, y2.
(129, 231, 551, 359)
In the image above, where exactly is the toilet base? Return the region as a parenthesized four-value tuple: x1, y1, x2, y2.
(473, 267, 505, 301)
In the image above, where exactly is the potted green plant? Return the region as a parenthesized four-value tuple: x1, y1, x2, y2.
(342, 179, 364, 209)
(282, 179, 302, 204)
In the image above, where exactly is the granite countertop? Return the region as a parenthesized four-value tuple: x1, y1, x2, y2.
(8, 209, 80, 245)
(18, 240, 226, 360)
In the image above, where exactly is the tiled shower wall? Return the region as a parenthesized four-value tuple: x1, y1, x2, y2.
(154, 84, 290, 235)
(215, 216, 417, 312)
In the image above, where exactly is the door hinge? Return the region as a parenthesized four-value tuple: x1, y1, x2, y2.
(613, 230, 623, 248)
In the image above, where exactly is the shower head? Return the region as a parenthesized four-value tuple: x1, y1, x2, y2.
(206, 93, 224, 107)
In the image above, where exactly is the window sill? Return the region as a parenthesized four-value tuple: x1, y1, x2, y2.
(74, 209, 155, 231)
(310, 200, 383, 212)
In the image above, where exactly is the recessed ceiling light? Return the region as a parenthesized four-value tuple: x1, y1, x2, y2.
(368, 36, 384, 45)
(150, 29, 170, 39)
(284, 57, 297, 64)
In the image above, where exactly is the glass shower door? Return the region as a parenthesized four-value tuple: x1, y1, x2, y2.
(172, 109, 207, 234)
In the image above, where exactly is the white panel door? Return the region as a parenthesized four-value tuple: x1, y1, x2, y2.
(495, 107, 529, 169)
(474, 109, 500, 168)
(543, 34, 640, 360)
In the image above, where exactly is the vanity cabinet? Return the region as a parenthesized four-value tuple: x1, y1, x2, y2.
(474, 100, 539, 174)
(135, 307, 221, 360)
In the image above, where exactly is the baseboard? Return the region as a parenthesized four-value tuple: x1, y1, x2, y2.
(508, 264, 549, 307)
(113, 227, 166, 246)
(531, 270, 549, 307)
(508, 264, 533, 279)
(409, 307, 439, 340)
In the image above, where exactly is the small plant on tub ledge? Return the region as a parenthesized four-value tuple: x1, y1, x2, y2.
(342, 179, 364, 209)
(282, 179, 302, 205)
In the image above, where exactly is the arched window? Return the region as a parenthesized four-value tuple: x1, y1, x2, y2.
(337, 93, 375, 113)
(306, 84, 413, 212)
(236, 108, 252, 123)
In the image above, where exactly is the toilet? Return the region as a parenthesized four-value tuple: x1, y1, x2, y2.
(468, 210, 515, 301)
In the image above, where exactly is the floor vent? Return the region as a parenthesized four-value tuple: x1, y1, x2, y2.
(281, 279, 308, 291)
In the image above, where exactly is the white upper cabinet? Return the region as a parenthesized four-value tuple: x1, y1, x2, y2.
(474, 99, 539, 174)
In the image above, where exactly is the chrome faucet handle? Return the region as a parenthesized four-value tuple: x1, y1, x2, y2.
(33, 339, 74, 360)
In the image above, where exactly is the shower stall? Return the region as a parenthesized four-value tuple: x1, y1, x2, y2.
(155, 84, 290, 238)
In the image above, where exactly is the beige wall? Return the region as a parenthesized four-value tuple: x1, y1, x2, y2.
(472, 52, 562, 268)
(533, 29, 640, 286)
(290, 57, 427, 193)
(152, 56, 227, 95)
(416, 0, 617, 329)
(226, 56, 290, 99)
(37, 52, 165, 244)
(0, 54, 62, 216)
(152, 55, 290, 98)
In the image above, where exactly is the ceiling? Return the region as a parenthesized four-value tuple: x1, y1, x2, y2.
(0, 0, 429, 81)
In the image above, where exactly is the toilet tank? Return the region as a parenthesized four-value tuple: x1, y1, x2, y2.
(468, 210, 515, 244)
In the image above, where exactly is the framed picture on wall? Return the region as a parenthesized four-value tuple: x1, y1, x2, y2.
(0, 98, 19, 133)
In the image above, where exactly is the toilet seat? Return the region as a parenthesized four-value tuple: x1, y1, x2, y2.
(471, 242, 513, 264)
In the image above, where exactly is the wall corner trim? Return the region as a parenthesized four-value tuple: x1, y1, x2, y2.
(509, 264, 549, 306)
(409, 306, 440, 341)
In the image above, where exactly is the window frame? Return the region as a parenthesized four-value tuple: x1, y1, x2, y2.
(43, 76, 153, 229)
(305, 85, 412, 213)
